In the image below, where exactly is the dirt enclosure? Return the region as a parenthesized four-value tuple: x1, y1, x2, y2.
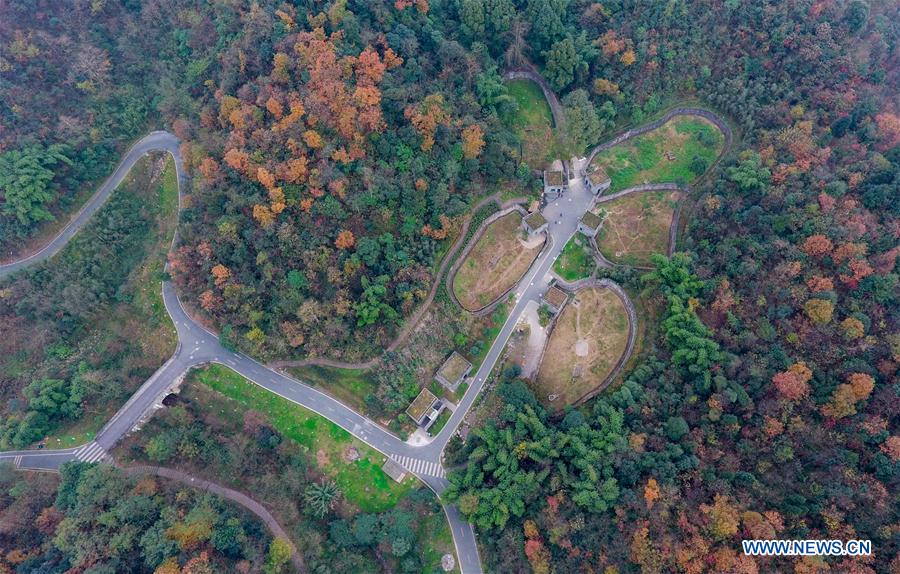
(534, 287, 629, 409)
(595, 190, 681, 267)
(453, 212, 544, 311)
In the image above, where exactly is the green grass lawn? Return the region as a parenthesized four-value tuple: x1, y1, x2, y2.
(502, 79, 570, 168)
(193, 364, 412, 513)
(428, 408, 452, 436)
(503, 79, 552, 129)
(592, 116, 725, 192)
(554, 236, 595, 281)
(289, 364, 379, 415)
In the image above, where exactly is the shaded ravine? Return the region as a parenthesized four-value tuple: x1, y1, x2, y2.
(121, 465, 307, 574)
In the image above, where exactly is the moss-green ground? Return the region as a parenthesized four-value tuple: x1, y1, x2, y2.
(554, 236, 595, 281)
(194, 364, 412, 513)
(591, 116, 724, 192)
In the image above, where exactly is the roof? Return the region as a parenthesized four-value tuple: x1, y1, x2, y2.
(587, 166, 610, 185)
(381, 458, 407, 483)
(542, 285, 568, 310)
(544, 170, 565, 186)
(524, 210, 547, 230)
(406, 388, 438, 423)
(436, 352, 472, 384)
(580, 211, 603, 230)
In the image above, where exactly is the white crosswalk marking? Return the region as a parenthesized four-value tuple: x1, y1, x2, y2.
(392, 455, 446, 478)
(74, 441, 108, 464)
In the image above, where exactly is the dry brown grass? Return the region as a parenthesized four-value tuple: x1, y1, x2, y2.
(596, 190, 681, 267)
(453, 212, 544, 311)
(534, 287, 629, 409)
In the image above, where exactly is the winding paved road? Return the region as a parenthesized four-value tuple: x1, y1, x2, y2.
(0, 132, 185, 279)
(0, 108, 729, 574)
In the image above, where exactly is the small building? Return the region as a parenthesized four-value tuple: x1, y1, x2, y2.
(543, 169, 568, 196)
(406, 388, 444, 428)
(577, 211, 604, 238)
(541, 284, 569, 314)
(583, 165, 611, 195)
(382, 458, 407, 483)
(522, 210, 548, 236)
(434, 351, 472, 391)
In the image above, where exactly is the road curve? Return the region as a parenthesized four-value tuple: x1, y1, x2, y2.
(0, 132, 484, 571)
(0, 132, 185, 280)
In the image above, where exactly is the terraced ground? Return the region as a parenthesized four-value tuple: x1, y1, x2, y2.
(534, 287, 629, 409)
(453, 212, 544, 311)
(590, 116, 724, 193)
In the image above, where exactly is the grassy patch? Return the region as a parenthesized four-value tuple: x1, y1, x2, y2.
(471, 300, 512, 369)
(422, 506, 460, 573)
(504, 79, 552, 129)
(534, 287, 629, 409)
(591, 116, 724, 192)
(428, 408, 452, 436)
(113, 367, 456, 572)
(289, 364, 378, 415)
(194, 364, 411, 513)
(502, 79, 569, 168)
(453, 212, 543, 311)
(595, 190, 680, 267)
(554, 236, 595, 281)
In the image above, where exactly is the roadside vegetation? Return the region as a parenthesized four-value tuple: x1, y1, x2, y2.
(115, 364, 456, 573)
(286, 290, 514, 438)
(553, 236, 596, 281)
(289, 364, 379, 417)
(0, 155, 177, 449)
(0, 460, 276, 573)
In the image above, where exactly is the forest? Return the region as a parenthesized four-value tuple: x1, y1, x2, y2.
(1, 0, 897, 572)
(0, 462, 282, 573)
